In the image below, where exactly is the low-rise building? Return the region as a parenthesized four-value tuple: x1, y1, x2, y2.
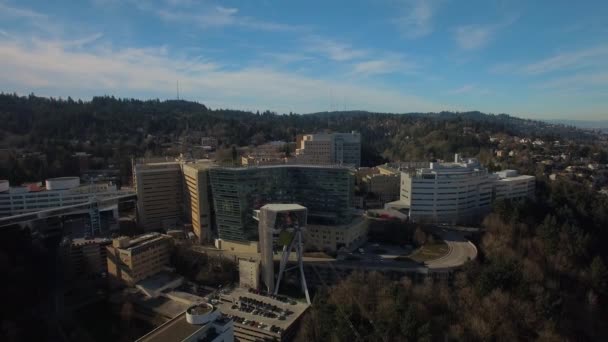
(305, 217, 368, 252)
(493, 170, 535, 201)
(69, 237, 112, 278)
(241, 155, 287, 166)
(106, 233, 173, 287)
(137, 303, 234, 342)
(201, 137, 219, 150)
(362, 172, 400, 203)
(213, 287, 309, 342)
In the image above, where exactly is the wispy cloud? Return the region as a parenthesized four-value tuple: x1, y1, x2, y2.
(448, 84, 475, 94)
(304, 36, 368, 61)
(350, 55, 417, 77)
(536, 72, 608, 90)
(259, 52, 315, 65)
(453, 16, 517, 50)
(489, 44, 608, 77)
(522, 45, 608, 75)
(453, 25, 494, 50)
(394, 0, 438, 38)
(446, 84, 494, 96)
(0, 35, 446, 114)
(150, 4, 304, 32)
(0, 2, 47, 19)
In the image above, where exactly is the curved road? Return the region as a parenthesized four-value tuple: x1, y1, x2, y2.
(424, 227, 478, 270)
(193, 227, 478, 274)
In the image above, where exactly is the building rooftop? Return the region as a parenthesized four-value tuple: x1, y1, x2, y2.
(114, 233, 170, 252)
(136, 271, 184, 296)
(130, 291, 191, 319)
(137, 312, 202, 342)
(213, 163, 354, 171)
(182, 160, 216, 170)
(214, 287, 309, 331)
(261, 203, 307, 212)
(496, 174, 535, 182)
(2, 181, 118, 194)
(71, 237, 112, 246)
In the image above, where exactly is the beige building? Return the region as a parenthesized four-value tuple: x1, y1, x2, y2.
(134, 161, 184, 231)
(238, 259, 260, 289)
(305, 217, 368, 252)
(241, 155, 287, 166)
(362, 173, 400, 203)
(106, 233, 172, 286)
(182, 162, 214, 244)
(69, 237, 112, 278)
(215, 239, 260, 253)
(201, 136, 218, 149)
(295, 132, 361, 166)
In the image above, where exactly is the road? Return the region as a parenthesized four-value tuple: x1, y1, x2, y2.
(193, 227, 477, 274)
(424, 228, 478, 270)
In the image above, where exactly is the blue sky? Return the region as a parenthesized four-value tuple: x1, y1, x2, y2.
(1, 0, 607, 119)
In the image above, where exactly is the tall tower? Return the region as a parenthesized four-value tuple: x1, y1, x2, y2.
(256, 204, 310, 304)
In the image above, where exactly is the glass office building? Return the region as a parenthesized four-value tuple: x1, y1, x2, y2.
(209, 165, 354, 242)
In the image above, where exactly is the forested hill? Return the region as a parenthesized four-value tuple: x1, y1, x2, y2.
(0, 93, 595, 165)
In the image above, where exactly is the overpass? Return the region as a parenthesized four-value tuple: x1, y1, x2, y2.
(0, 191, 137, 228)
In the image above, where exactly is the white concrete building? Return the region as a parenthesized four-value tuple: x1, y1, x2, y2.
(493, 170, 535, 201)
(137, 303, 234, 342)
(295, 132, 361, 167)
(389, 155, 493, 224)
(0, 177, 124, 217)
(387, 155, 535, 224)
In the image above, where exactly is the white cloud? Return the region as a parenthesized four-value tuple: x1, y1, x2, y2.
(0, 36, 447, 114)
(536, 72, 608, 89)
(350, 55, 417, 77)
(489, 44, 608, 78)
(151, 4, 304, 32)
(453, 25, 493, 50)
(395, 0, 438, 38)
(522, 45, 608, 75)
(448, 84, 475, 94)
(453, 16, 517, 50)
(259, 52, 315, 65)
(304, 36, 368, 61)
(164, 0, 196, 6)
(0, 2, 47, 19)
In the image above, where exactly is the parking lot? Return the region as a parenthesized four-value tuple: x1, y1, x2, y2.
(212, 287, 309, 333)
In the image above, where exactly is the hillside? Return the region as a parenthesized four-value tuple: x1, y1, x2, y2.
(0, 93, 598, 183)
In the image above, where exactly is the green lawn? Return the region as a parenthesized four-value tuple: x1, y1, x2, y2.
(406, 241, 450, 262)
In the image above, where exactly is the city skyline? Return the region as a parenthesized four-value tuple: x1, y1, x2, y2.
(1, 0, 608, 119)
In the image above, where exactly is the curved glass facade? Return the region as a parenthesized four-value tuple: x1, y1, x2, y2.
(209, 165, 354, 242)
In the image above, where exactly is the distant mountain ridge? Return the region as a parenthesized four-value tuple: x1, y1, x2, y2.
(0, 93, 596, 148)
(545, 119, 608, 132)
